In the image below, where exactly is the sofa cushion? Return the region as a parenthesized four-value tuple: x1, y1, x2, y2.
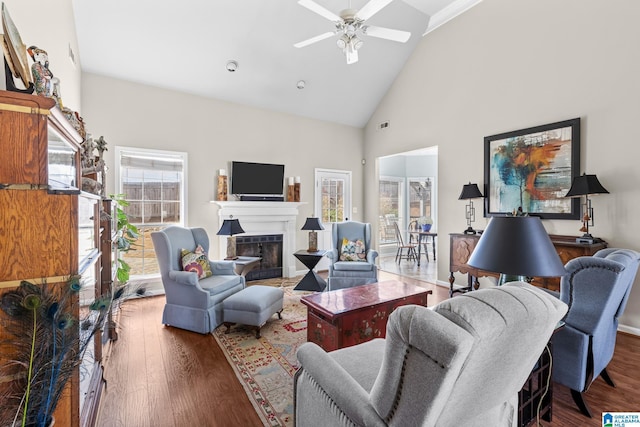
(180, 245, 213, 279)
(333, 260, 374, 271)
(199, 274, 243, 295)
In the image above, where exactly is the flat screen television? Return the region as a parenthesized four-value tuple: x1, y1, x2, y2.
(231, 161, 285, 197)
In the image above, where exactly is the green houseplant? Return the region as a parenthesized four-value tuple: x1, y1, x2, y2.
(110, 194, 139, 284)
(0, 277, 142, 427)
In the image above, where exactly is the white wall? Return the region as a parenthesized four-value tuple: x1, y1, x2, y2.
(80, 73, 365, 261)
(3, 0, 82, 110)
(364, 0, 640, 331)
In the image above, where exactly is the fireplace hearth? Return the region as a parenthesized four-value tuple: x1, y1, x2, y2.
(236, 234, 283, 281)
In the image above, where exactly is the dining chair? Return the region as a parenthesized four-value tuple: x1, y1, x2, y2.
(393, 222, 417, 264)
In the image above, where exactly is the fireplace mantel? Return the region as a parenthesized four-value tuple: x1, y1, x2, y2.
(211, 201, 306, 278)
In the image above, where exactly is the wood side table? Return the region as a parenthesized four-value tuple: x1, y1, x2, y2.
(449, 233, 608, 296)
(293, 250, 327, 291)
(301, 280, 432, 352)
(518, 322, 564, 427)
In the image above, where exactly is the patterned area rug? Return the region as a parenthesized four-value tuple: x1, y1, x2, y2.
(212, 278, 308, 427)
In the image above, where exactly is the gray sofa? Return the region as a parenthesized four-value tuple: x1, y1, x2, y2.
(151, 226, 245, 334)
(294, 282, 568, 426)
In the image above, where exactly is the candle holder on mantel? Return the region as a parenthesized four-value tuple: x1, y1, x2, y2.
(217, 169, 228, 201)
(294, 176, 301, 202)
(287, 177, 295, 202)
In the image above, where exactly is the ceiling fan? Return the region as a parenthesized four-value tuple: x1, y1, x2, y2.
(294, 0, 411, 65)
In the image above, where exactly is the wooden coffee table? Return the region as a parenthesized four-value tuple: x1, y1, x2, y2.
(300, 280, 432, 352)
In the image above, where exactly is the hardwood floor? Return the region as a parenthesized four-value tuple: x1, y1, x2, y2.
(96, 272, 640, 426)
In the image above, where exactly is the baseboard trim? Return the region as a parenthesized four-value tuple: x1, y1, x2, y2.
(618, 324, 640, 337)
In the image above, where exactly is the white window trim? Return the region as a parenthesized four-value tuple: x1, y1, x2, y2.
(314, 168, 353, 221)
(115, 146, 189, 226)
(114, 146, 188, 285)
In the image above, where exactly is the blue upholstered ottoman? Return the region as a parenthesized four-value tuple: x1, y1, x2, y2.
(222, 285, 284, 338)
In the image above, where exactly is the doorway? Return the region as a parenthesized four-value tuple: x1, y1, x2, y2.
(377, 146, 438, 283)
(314, 168, 352, 271)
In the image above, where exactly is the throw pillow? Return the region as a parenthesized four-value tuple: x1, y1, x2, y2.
(181, 245, 213, 279)
(339, 237, 366, 262)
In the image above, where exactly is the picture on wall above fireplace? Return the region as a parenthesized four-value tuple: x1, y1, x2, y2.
(484, 118, 580, 219)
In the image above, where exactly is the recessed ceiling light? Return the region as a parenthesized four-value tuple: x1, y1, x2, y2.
(226, 60, 238, 72)
(296, 80, 306, 90)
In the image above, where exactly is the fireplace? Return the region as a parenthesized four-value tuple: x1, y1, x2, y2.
(213, 201, 305, 277)
(236, 234, 283, 281)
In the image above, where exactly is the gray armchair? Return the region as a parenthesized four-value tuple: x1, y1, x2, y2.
(294, 282, 568, 426)
(151, 226, 245, 334)
(326, 221, 378, 291)
(550, 248, 640, 417)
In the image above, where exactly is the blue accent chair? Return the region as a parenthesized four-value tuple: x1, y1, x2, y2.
(326, 221, 379, 291)
(151, 226, 245, 334)
(551, 248, 640, 417)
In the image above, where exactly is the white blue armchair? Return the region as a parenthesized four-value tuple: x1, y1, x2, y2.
(151, 226, 245, 334)
(326, 221, 378, 291)
(550, 248, 640, 417)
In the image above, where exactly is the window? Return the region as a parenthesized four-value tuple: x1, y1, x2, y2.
(408, 177, 434, 225)
(378, 177, 405, 243)
(315, 169, 351, 224)
(115, 147, 187, 277)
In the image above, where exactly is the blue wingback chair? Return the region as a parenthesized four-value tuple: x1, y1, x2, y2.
(326, 221, 378, 291)
(151, 226, 245, 334)
(551, 248, 640, 417)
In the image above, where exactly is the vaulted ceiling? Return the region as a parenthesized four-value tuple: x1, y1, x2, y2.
(72, 0, 481, 127)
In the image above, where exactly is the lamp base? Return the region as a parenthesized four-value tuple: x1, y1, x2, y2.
(463, 226, 477, 235)
(307, 231, 318, 253)
(497, 274, 530, 286)
(576, 233, 603, 244)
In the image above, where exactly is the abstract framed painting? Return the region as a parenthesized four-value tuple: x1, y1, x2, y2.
(484, 118, 580, 219)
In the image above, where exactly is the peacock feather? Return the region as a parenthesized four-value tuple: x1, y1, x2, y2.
(0, 277, 144, 427)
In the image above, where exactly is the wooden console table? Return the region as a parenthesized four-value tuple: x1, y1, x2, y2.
(449, 233, 607, 296)
(301, 281, 431, 352)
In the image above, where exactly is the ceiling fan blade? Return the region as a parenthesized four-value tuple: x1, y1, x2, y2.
(356, 0, 394, 21)
(297, 0, 341, 22)
(294, 31, 335, 48)
(363, 25, 410, 43)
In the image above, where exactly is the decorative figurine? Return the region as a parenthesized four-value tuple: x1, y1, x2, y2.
(27, 46, 53, 97)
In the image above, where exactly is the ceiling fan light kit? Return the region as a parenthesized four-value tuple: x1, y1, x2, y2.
(295, 0, 411, 65)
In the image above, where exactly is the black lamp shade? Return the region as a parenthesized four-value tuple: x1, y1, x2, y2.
(565, 174, 609, 197)
(459, 183, 484, 200)
(301, 217, 324, 231)
(467, 216, 566, 278)
(217, 219, 245, 236)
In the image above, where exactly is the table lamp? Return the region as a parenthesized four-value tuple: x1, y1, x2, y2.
(459, 182, 484, 234)
(565, 173, 609, 244)
(301, 217, 324, 252)
(217, 216, 245, 260)
(467, 216, 566, 285)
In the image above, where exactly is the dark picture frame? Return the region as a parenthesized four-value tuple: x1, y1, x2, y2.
(484, 118, 580, 219)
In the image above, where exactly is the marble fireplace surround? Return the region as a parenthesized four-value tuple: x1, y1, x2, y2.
(212, 201, 306, 278)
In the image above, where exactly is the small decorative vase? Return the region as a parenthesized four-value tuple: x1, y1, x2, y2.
(422, 224, 432, 232)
